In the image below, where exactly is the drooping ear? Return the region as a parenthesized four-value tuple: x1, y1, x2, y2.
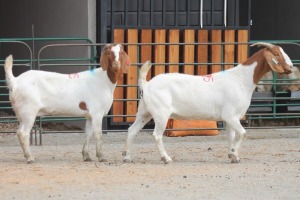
(100, 45, 111, 71)
(120, 50, 131, 73)
(264, 50, 285, 73)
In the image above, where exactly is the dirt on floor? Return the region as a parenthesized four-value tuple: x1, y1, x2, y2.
(0, 128, 299, 200)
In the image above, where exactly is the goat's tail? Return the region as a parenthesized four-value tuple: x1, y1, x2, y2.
(4, 55, 15, 89)
(138, 61, 152, 92)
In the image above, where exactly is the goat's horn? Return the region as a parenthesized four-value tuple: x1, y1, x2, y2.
(250, 42, 275, 49)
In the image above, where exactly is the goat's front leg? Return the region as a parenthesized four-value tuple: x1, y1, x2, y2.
(93, 118, 106, 162)
(225, 119, 246, 163)
(82, 119, 93, 161)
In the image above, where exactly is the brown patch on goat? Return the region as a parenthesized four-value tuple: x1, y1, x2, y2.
(243, 47, 292, 84)
(79, 102, 88, 110)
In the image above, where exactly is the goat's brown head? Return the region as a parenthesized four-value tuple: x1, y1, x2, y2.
(100, 44, 131, 83)
(251, 42, 293, 74)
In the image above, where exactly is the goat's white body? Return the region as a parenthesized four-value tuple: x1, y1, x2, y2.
(123, 43, 293, 164)
(4, 45, 127, 163)
(10, 69, 114, 118)
(142, 64, 257, 121)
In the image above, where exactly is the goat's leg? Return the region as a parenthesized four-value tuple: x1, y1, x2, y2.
(153, 117, 172, 164)
(123, 113, 152, 163)
(93, 118, 106, 162)
(82, 119, 93, 161)
(225, 119, 246, 163)
(225, 126, 236, 160)
(17, 117, 36, 163)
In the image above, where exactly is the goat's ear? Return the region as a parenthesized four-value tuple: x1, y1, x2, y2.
(100, 45, 110, 71)
(264, 50, 285, 73)
(121, 51, 131, 73)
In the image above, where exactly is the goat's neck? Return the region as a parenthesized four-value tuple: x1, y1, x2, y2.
(106, 65, 120, 85)
(242, 49, 272, 85)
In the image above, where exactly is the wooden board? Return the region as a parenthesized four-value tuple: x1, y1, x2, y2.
(126, 29, 138, 122)
(237, 30, 249, 63)
(154, 29, 166, 76)
(112, 29, 125, 122)
(141, 29, 152, 81)
(166, 119, 219, 137)
(224, 30, 235, 70)
(211, 30, 222, 73)
(183, 30, 195, 75)
(197, 30, 208, 75)
(168, 29, 180, 73)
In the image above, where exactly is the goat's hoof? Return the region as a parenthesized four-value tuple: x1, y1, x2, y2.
(123, 158, 132, 163)
(27, 158, 35, 164)
(228, 154, 240, 163)
(83, 157, 93, 162)
(98, 158, 107, 162)
(122, 151, 127, 156)
(161, 156, 173, 164)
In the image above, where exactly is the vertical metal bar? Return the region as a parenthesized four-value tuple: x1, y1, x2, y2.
(175, 0, 178, 26)
(150, 0, 153, 26)
(111, 0, 114, 41)
(200, 0, 203, 28)
(137, 0, 140, 26)
(186, 0, 190, 26)
(124, 0, 127, 26)
(31, 24, 35, 70)
(224, 0, 227, 27)
(162, 0, 165, 26)
(235, 0, 239, 26)
(211, 0, 214, 27)
(96, 0, 107, 51)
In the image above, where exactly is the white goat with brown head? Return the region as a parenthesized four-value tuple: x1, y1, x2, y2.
(5, 44, 131, 163)
(123, 42, 293, 164)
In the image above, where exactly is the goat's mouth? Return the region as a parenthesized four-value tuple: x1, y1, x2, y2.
(284, 67, 293, 74)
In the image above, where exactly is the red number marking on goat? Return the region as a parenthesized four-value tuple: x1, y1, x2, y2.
(203, 74, 213, 82)
(68, 73, 79, 79)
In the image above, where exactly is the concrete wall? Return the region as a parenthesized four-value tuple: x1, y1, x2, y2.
(0, 0, 96, 74)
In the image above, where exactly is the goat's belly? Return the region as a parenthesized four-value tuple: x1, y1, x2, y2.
(170, 107, 222, 121)
(37, 106, 88, 118)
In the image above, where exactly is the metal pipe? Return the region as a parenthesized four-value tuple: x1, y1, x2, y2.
(200, 0, 203, 28)
(224, 0, 227, 27)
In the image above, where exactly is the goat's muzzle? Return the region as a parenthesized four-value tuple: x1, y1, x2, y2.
(113, 61, 120, 69)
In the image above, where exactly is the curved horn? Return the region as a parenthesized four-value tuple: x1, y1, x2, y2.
(250, 42, 275, 49)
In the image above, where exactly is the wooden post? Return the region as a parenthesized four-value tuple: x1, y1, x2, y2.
(168, 29, 180, 73)
(183, 30, 195, 75)
(224, 30, 235, 70)
(154, 29, 166, 76)
(141, 29, 152, 81)
(237, 30, 249, 63)
(126, 29, 138, 122)
(197, 30, 208, 75)
(211, 30, 222, 73)
(112, 29, 125, 122)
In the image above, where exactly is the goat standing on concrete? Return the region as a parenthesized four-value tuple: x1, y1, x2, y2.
(4, 44, 131, 163)
(123, 42, 293, 164)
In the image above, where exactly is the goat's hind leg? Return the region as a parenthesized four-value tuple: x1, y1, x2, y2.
(123, 113, 152, 163)
(17, 117, 36, 163)
(152, 116, 172, 164)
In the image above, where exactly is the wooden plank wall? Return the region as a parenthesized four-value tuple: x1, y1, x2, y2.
(112, 29, 249, 123)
